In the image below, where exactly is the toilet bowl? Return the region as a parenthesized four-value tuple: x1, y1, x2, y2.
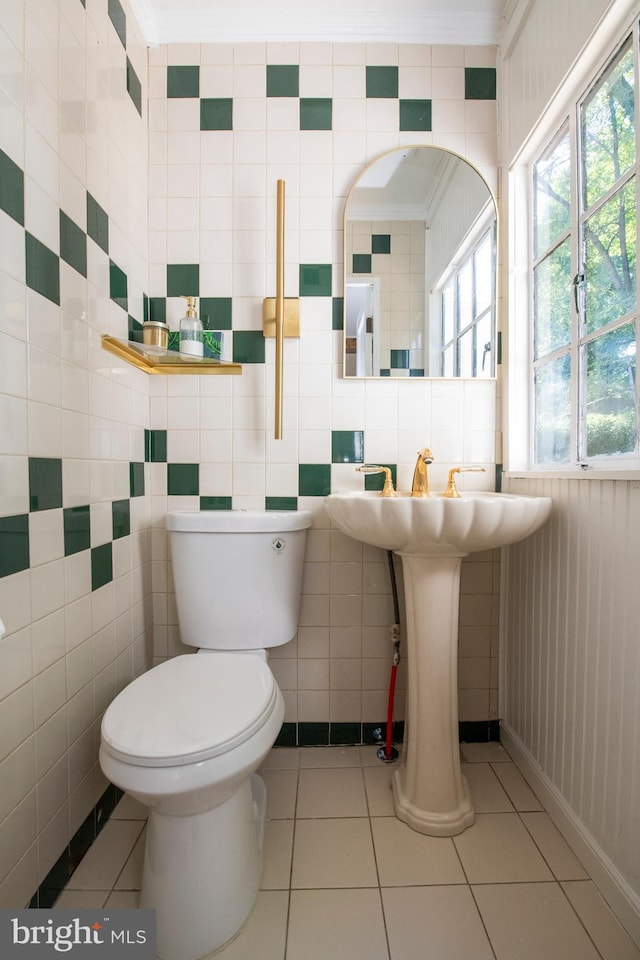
(99, 510, 310, 960)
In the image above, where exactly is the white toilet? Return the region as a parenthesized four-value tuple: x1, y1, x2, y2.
(99, 509, 311, 960)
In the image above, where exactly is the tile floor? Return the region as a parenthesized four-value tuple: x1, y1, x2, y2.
(54, 742, 640, 960)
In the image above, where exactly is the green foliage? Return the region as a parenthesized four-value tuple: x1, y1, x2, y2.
(586, 409, 636, 456)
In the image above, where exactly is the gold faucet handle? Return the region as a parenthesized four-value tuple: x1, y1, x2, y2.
(443, 466, 487, 498)
(356, 465, 396, 497)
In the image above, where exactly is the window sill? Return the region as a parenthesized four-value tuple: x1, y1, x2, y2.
(504, 469, 640, 481)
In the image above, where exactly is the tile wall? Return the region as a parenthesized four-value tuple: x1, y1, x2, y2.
(0, 0, 151, 907)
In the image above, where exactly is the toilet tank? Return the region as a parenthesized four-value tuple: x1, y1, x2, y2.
(166, 510, 311, 650)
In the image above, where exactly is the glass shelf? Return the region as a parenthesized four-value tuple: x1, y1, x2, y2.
(101, 336, 242, 375)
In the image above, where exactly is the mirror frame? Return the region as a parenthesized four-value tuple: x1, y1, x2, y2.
(342, 145, 498, 380)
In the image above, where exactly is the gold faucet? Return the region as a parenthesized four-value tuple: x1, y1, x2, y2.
(356, 465, 396, 497)
(411, 448, 434, 497)
(442, 466, 487, 498)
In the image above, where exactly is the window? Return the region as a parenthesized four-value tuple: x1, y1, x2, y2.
(531, 34, 638, 467)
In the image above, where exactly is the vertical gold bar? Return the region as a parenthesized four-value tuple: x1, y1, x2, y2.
(275, 180, 285, 439)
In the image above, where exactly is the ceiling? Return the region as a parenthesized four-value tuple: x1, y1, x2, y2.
(130, 0, 508, 47)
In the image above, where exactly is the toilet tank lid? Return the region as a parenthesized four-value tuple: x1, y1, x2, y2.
(166, 510, 312, 533)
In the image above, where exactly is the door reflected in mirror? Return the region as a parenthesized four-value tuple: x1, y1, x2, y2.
(343, 146, 497, 379)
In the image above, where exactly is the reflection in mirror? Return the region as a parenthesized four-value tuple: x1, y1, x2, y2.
(343, 146, 497, 378)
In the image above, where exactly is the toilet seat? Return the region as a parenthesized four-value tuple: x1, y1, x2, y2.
(101, 654, 279, 767)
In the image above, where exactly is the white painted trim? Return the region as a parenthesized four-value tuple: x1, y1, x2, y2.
(129, 0, 160, 46)
(501, 722, 640, 949)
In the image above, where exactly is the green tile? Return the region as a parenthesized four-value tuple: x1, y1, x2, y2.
(200, 496, 232, 511)
(167, 65, 200, 98)
(372, 234, 391, 254)
(143, 294, 149, 323)
(127, 57, 142, 116)
(149, 297, 166, 323)
(465, 67, 496, 100)
(91, 543, 113, 591)
(391, 349, 410, 369)
(274, 722, 297, 747)
(298, 722, 329, 746)
(0, 148, 24, 225)
(129, 462, 145, 498)
(332, 297, 344, 331)
(300, 98, 332, 130)
(298, 463, 331, 497)
(25, 233, 60, 306)
(267, 65, 299, 97)
(352, 253, 371, 274)
(86, 193, 109, 254)
(200, 98, 233, 131)
(128, 315, 143, 342)
(112, 499, 130, 540)
(168, 463, 200, 496)
(0, 515, 29, 578)
(147, 430, 167, 463)
(399, 99, 432, 131)
(108, 0, 126, 48)
(63, 505, 90, 557)
(265, 497, 298, 511)
(109, 260, 128, 310)
(167, 263, 199, 298)
(332, 430, 364, 464)
(29, 457, 63, 512)
(364, 464, 397, 492)
(366, 66, 398, 98)
(232, 330, 265, 364)
(299, 263, 332, 297)
(379, 369, 391, 377)
(200, 297, 232, 330)
(59, 211, 87, 278)
(330, 722, 362, 745)
(410, 368, 425, 377)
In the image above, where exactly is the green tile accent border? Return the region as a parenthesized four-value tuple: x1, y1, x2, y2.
(108, 0, 126, 49)
(399, 99, 432, 131)
(200, 496, 232, 510)
(299, 263, 332, 297)
(59, 211, 87, 278)
(300, 98, 332, 130)
(86, 193, 109, 254)
(200, 98, 233, 131)
(232, 330, 265, 364)
(167, 263, 199, 297)
(129, 462, 145, 498)
(112, 499, 131, 540)
(63, 505, 90, 557)
(0, 148, 24, 226)
(332, 297, 344, 331)
(353, 254, 371, 274)
(91, 543, 113, 591)
(465, 67, 497, 100)
(167, 65, 200, 99)
(274, 723, 297, 747)
(366, 65, 398, 98)
(109, 260, 128, 310)
(0, 514, 29, 578)
(330, 722, 362, 745)
(168, 463, 200, 496)
(126, 57, 142, 116)
(267, 64, 299, 97)
(331, 430, 364, 464)
(298, 463, 331, 497)
(25, 234, 60, 306)
(29, 458, 63, 512)
(298, 722, 329, 746)
(265, 497, 298, 511)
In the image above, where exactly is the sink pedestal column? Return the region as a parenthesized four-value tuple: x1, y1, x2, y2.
(392, 554, 475, 836)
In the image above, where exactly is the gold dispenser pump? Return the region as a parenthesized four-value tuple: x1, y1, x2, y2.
(263, 180, 300, 439)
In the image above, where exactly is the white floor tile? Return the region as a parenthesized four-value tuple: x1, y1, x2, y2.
(463, 762, 514, 812)
(113, 828, 146, 890)
(460, 742, 511, 763)
(383, 885, 494, 960)
(491, 761, 543, 811)
(287, 888, 389, 960)
(473, 881, 601, 960)
(261, 768, 298, 819)
(372, 817, 466, 886)
(260, 748, 301, 771)
(105, 890, 139, 908)
(562, 881, 640, 960)
(291, 818, 378, 888)
(363, 764, 395, 816)
(54, 889, 109, 908)
(520, 812, 588, 881)
(64, 820, 145, 891)
(110, 794, 148, 820)
(299, 745, 362, 768)
(453, 813, 554, 883)
(209, 891, 288, 960)
(261, 819, 294, 890)
(296, 767, 368, 818)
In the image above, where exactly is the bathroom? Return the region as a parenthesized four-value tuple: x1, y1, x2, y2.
(0, 0, 639, 956)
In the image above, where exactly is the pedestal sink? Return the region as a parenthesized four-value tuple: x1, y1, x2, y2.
(324, 490, 552, 836)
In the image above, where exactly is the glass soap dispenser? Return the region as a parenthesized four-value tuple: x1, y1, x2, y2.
(179, 296, 204, 357)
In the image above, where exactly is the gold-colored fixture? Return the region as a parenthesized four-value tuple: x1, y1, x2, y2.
(356, 465, 396, 497)
(411, 448, 434, 497)
(442, 466, 487, 498)
(263, 179, 300, 439)
(101, 335, 242, 375)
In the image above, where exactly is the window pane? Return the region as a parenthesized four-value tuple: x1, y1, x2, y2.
(534, 128, 571, 258)
(475, 312, 493, 378)
(584, 322, 637, 456)
(582, 43, 635, 210)
(584, 178, 636, 332)
(459, 328, 473, 378)
(443, 344, 454, 377)
(535, 355, 571, 463)
(442, 285, 454, 343)
(534, 236, 572, 358)
(474, 232, 492, 315)
(458, 259, 473, 330)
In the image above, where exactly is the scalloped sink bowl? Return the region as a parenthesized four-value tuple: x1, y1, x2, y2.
(324, 490, 552, 557)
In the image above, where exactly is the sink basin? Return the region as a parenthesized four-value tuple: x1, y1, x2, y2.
(324, 490, 552, 557)
(325, 487, 552, 837)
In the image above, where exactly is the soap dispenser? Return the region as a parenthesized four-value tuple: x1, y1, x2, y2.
(179, 296, 204, 357)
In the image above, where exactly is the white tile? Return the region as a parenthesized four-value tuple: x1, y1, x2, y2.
(561, 881, 640, 960)
(287, 889, 388, 960)
(363, 763, 395, 815)
(114, 828, 145, 890)
(261, 768, 298, 819)
(453, 813, 554, 884)
(213, 890, 287, 960)
(473, 882, 601, 960)
(296, 767, 368, 818)
(298, 746, 361, 768)
(65, 820, 145, 891)
(373, 816, 466, 886)
(261, 819, 294, 890)
(383, 885, 494, 960)
(463, 762, 513, 813)
(520, 813, 588, 880)
(491, 761, 543, 811)
(291, 818, 377, 888)
(460, 741, 510, 763)
(55, 889, 109, 908)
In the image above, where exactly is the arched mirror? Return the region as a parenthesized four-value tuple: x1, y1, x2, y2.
(343, 146, 497, 378)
